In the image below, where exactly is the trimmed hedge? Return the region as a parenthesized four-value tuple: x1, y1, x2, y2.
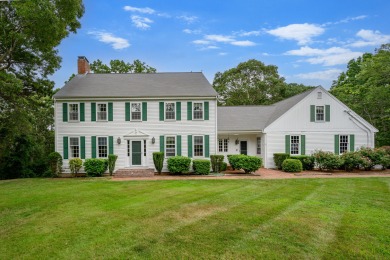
(227, 155, 241, 170)
(273, 153, 290, 170)
(210, 155, 224, 173)
(282, 159, 302, 173)
(193, 159, 211, 175)
(237, 155, 262, 174)
(290, 155, 315, 171)
(153, 152, 164, 174)
(220, 162, 227, 171)
(108, 154, 118, 176)
(167, 156, 191, 174)
(83, 159, 108, 177)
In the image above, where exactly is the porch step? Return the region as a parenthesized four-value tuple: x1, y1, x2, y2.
(114, 168, 155, 178)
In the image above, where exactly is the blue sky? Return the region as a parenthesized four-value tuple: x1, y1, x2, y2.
(51, 0, 390, 89)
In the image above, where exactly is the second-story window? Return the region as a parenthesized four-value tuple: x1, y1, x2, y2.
(131, 103, 141, 121)
(69, 104, 79, 122)
(97, 103, 107, 121)
(316, 106, 324, 122)
(165, 102, 175, 120)
(193, 102, 203, 120)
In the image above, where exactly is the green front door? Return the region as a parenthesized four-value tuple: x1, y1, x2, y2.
(132, 141, 142, 165)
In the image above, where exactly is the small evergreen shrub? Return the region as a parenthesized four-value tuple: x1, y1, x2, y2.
(227, 154, 242, 170)
(341, 152, 362, 172)
(220, 162, 227, 171)
(282, 159, 302, 173)
(290, 155, 315, 171)
(69, 158, 83, 177)
(210, 155, 224, 173)
(108, 154, 118, 176)
(167, 156, 191, 174)
(236, 155, 263, 174)
(83, 158, 108, 177)
(273, 153, 290, 170)
(153, 152, 164, 174)
(192, 159, 211, 175)
(48, 152, 62, 177)
(313, 150, 343, 172)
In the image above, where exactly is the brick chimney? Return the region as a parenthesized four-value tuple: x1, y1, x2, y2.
(77, 56, 90, 74)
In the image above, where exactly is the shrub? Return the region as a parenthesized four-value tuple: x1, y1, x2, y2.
(220, 162, 227, 171)
(358, 147, 385, 170)
(210, 155, 224, 173)
(290, 155, 315, 171)
(192, 159, 211, 175)
(380, 146, 390, 155)
(48, 152, 62, 177)
(282, 159, 302, 173)
(380, 155, 390, 170)
(69, 158, 83, 177)
(83, 158, 108, 177)
(227, 154, 242, 170)
(273, 153, 290, 170)
(167, 156, 191, 174)
(340, 152, 362, 172)
(313, 150, 344, 172)
(153, 152, 164, 174)
(108, 154, 118, 176)
(236, 155, 263, 174)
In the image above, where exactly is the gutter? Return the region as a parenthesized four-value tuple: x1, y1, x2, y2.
(344, 110, 372, 147)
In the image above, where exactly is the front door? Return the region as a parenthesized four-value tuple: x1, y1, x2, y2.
(240, 141, 247, 155)
(132, 141, 142, 166)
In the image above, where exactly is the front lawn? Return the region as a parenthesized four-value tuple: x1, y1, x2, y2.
(1, 178, 389, 259)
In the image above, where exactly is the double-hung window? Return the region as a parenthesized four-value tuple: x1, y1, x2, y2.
(165, 136, 176, 157)
(316, 106, 324, 122)
(193, 102, 203, 120)
(339, 135, 349, 154)
(194, 136, 204, 157)
(131, 103, 141, 121)
(218, 139, 228, 152)
(69, 104, 79, 122)
(69, 137, 80, 158)
(98, 137, 108, 158)
(97, 103, 107, 121)
(290, 136, 300, 155)
(257, 137, 261, 154)
(165, 102, 175, 120)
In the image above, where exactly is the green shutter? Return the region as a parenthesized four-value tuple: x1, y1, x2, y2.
(188, 135, 193, 158)
(310, 105, 315, 122)
(176, 102, 181, 121)
(285, 135, 290, 154)
(63, 136, 68, 159)
(92, 136, 96, 158)
(125, 102, 130, 121)
(142, 102, 147, 121)
(80, 103, 85, 122)
(301, 135, 306, 155)
(159, 102, 164, 121)
(109, 136, 114, 154)
(91, 103, 96, 122)
(205, 135, 210, 157)
(350, 134, 355, 152)
(325, 105, 330, 122)
(334, 135, 340, 155)
(160, 136, 164, 153)
(177, 135, 182, 156)
(63, 103, 68, 122)
(108, 102, 113, 121)
(204, 101, 209, 120)
(80, 136, 85, 159)
(187, 102, 192, 120)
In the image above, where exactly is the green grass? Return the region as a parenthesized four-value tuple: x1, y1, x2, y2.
(1, 178, 389, 259)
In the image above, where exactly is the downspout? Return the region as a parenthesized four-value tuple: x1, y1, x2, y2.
(54, 98, 57, 152)
(345, 110, 371, 147)
(215, 96, 218, 156)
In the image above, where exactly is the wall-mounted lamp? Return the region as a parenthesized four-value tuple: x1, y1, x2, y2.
(152, 137, 155, 144)
(235, 139, 239, 145)
(117, 137, 121, 145)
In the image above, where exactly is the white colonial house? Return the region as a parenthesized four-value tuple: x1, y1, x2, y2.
(54, 57, 378, 174)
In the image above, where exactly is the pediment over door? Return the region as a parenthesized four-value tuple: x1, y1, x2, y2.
(123, 129, 150, 139)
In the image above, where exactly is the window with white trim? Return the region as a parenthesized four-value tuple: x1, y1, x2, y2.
(165, 136, 176, 157)
(290, 135, 300, 155)
(131, 103, 141, 121)
(69, 137, 79, 158)
(97, 103, 107, 121)
(194, 136, 204, 156)
(257, 137, 261, 154)
(68, 103, 79, 122)
(218, 139, 228, 152)
(316, 106, 324, 122)
(340, 135, 349, 154)
(98, 137, 108, 158)
(193, 102, 203, 120)
(165, 102, 175, 120)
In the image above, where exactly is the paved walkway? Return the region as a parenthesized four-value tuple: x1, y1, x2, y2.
(112, 168, 390, 181)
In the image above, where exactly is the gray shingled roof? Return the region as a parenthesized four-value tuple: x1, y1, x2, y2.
(54, 72, 217, 98)
(218, 88, 315, 131)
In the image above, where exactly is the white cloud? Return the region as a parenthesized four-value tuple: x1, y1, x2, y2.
(285, 46, 362, 66)
(349, 29, 390, 47)
(296, 69, 342, 80)
(199, 45, 220, 51)
(131, 15, 153, 30)
(261, 52, 270, 56)
(123, 6, 155, 14)
(178, 15, 198, 24)
(204, 34, 234, 42)
(183, 29, 201, 34)
(267, 23, 324, 45)
(238, 30, 262, 36)
(231, 40, 256, 46)
(192, 39, 210, 45)
(323, 15, 368, 26)
(88, 31, 130, 50)
(218, 52, 228, 56)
